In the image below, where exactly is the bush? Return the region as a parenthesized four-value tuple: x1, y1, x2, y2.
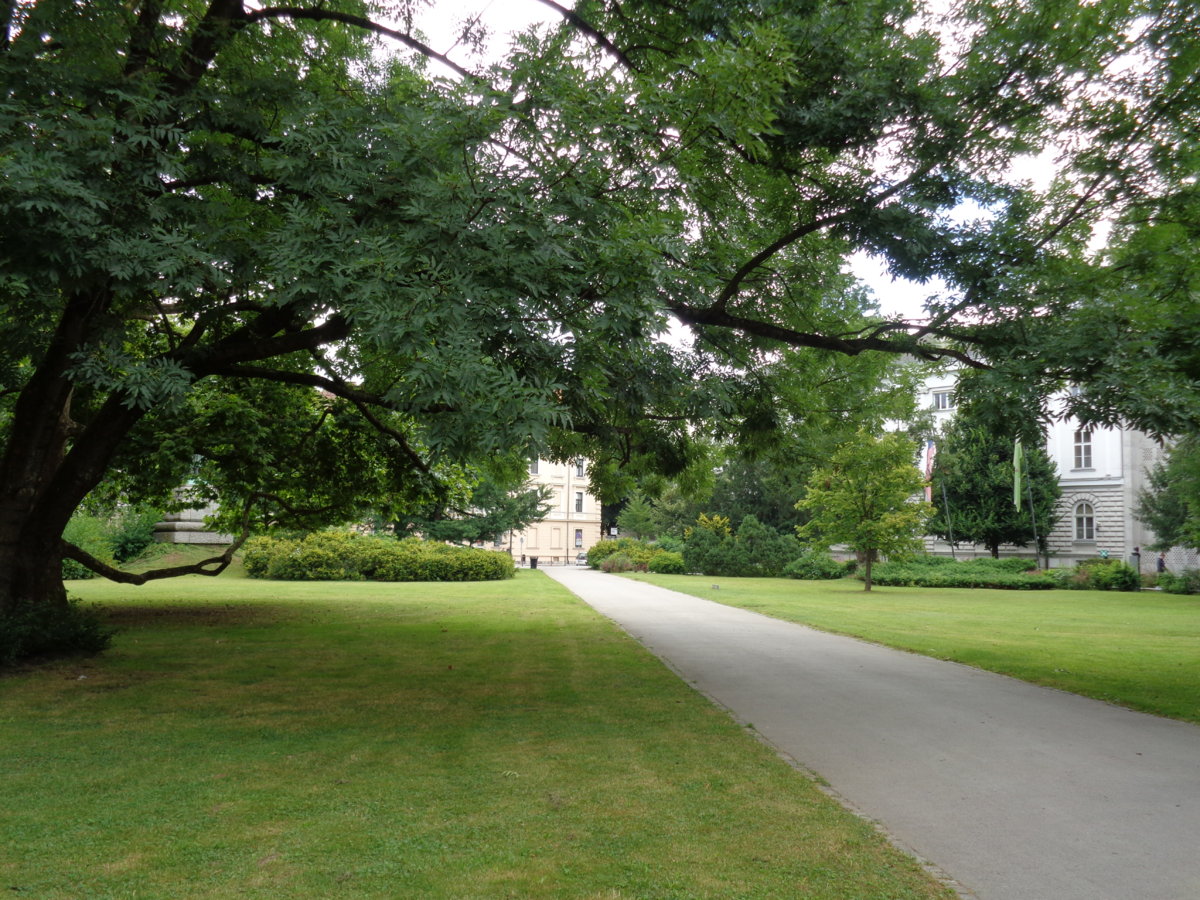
(648, 551, 686, 574)
(1158, 568, 1200, 595)
(61, 515, 115, 580)
(600, 552, 640, 573)
(869, 556, 1056, 589)
(1057, 559, 1142, 592)
(244, 532, 514, 582)
(587, 538, 657, 570)
(784, 552, 850, 580)
(0, 597, 114, 666)
(105, 504, 163, 563)
(681, 516, 800, 577)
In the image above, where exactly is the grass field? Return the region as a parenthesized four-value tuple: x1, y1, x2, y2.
(0, 571, 952, 900)
(629, 573, 1200, 724)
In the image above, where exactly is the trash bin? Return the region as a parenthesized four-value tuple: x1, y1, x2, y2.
(530, 557, 538, 569)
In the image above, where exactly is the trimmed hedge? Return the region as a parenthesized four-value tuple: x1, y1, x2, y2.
(869, 556, 1056, 589)
(243, 533, 514, 582)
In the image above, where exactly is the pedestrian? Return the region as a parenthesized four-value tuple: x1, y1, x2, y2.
(1158, 552, 1167, 574)
(1130, 546, 1141, 571)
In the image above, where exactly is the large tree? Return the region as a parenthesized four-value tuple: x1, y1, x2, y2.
(0, 0, 1191, 643)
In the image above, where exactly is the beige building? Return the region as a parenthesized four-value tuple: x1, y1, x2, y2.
(501, 458, 603, 566)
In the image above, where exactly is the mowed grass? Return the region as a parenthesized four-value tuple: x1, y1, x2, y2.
(1, 572, 953, 900)
(629, 574, 1200, 724)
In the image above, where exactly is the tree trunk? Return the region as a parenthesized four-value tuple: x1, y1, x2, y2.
(0, 515, 70, 616)
(863, 554, 873, 591)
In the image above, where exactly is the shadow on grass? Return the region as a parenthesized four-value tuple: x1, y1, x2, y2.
(99, 603, 291, 628)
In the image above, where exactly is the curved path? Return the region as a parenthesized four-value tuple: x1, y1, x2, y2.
(543, 567, 1200, 900)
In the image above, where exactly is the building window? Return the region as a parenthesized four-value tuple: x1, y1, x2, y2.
(1073, 430, 1092, 469)
(528, 459, 539, 475)
(493, 534, 503, 547)
(575, 459, 585, 477)
(932, 391, 955, 411)
(575, 492, 584, 513)
(574, 528, 583, 548)
(1075, 502, 1095, 541)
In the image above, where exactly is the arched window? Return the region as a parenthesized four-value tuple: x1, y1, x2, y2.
(1075, 502, 1095, 541)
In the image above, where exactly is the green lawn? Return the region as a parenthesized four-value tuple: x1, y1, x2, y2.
(1, 571, 951, 900)
(629, 573, 1200, 723)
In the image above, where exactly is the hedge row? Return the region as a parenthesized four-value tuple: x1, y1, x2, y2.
(243, 532, 515, 582)
(869, 556, 1056, 589)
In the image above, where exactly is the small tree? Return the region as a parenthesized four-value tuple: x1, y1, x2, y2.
(616, 494, 659, 541)
(796, 433, 933, 591)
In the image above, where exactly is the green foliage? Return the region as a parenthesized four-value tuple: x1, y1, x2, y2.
(929, 405, 1060, 558)
(797, 432, 934, 589)
(616, 494, 659, 541)
(600, 553, 640, 574)
(783, 552, 852, 581)
(647, 551, 687, 575)
(586, 537, 658, 570)
(1157, 569, 1200, 595)
(61, 516, 115, 580)
(105, 504, 164, 563)
(1052, 560, 1142, 592)
(0, 597, 113, 666)
(1135, 436, 1200, 551)
(869, 556, 1054, 590)
(394, 467, 553, 546)
(243, 533, 514, 582)
(3, 0, 1197, 620)
(681, 514, 801, 577)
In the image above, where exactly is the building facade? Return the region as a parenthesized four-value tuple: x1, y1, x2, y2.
(918, 372, 1196, 574)
(499, 457, 603, 566)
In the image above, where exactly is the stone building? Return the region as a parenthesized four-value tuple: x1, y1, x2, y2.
(919, 371, 1196, 574)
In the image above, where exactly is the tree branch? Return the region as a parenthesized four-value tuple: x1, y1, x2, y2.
(247, 6, 480, 83)
(533, 0, 635, 71)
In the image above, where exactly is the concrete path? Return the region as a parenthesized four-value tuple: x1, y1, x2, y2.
(542, 567, 1200, 900)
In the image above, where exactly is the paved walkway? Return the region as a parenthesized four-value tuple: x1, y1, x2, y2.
(542, 567, 1200, 900)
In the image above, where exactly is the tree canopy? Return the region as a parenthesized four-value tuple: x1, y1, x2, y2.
(2, 0, 1198, 636)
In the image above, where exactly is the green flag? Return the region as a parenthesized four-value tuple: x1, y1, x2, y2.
(1013, 438, 1024, 509)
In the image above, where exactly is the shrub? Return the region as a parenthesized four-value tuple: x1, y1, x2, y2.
(648, 551, 686, 574)
(0, 596, 114, 666)
(244, 532, 514, 582)
(1158, 569, 1200, 595)
(588, 538, 657, 570)
(61, 514, 115, 580)
(600, 552, 640, 573)
(1058, 559, 1142, 592)
(869, 556, 1056, 589)
(105, 504, 163, 563)
(680, 516, 800, 577)
(784, 552, 849, 580)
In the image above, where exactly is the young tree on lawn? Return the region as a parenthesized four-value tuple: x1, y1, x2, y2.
(929, 409, 1060, 559)
(796, 433, 933, 591)
(1, 0, 1193, 658)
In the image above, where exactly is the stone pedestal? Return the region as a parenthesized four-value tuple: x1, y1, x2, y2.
(153, 503, 232, 545)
